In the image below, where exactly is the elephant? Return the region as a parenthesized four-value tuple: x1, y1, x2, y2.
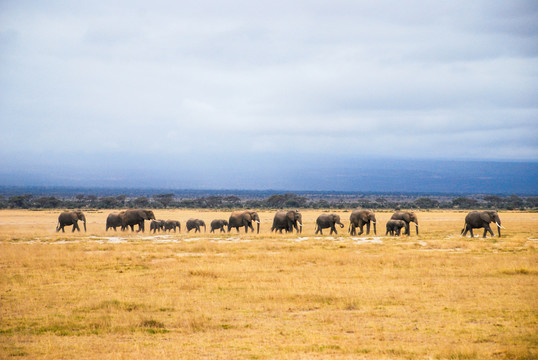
(121, 209, 156, 232)
(315, 213, 344, 235)
(56, 211, 86, 232)
(186, 219, 206, 233)
(461, 210, 503, 238)
(349, 210, 376, 235)
(271, 210, 303, 233)
(106, 212, 125, 231)
(386, 219, 406, 236)
(228, 211, 260, 234)
(163, 220, 181, 232)
(210, 219, 228, 233)
(390, 211, 419, 236)
(150, 220, 166, 233)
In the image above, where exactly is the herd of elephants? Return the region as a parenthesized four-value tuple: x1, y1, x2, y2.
(55, 209, 505, 238)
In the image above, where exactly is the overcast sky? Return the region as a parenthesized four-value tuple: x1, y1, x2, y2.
(0, 1, 537, 188)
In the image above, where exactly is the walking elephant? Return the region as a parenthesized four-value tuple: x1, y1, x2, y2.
(164, 220, 181, 232)
(386, 219, 406, 236)
(150, 220, 166, 233)
(186, 219, 206, 233)
(121, 209, 156, 232)
(210, 219, 228, 233)
(106, 212, 124, 231)
(228, 211, 260, 234)
(56, 211, 86, 232)
(349, 210, 376, 235)
(461, 211, 503, 238)
(271, 210, 303, 234)
(315, 213, 344, 235)
(390, 211, 419, 236)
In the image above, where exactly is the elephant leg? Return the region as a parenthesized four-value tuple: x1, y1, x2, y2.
(366, 222, 370, 235)
(358, 224, 364, 236)
(469, 229, 474, 237)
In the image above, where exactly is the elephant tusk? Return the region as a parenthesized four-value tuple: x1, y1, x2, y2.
(496, 222, 505, 229)
(255, 220, 260, 224)
(298, 222, 302, 227)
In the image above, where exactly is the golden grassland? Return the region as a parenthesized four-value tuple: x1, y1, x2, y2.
(0, 209, 536, 359)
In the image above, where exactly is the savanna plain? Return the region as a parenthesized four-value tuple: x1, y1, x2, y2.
(0, 209, 536, 359)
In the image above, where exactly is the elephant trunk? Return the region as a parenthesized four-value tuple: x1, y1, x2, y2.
(415, 223, 419, 235)
(298, 222, 302, 234)
(373, 221, 377, 235)
(495, 221, 502, 237)
(256, 221, 260, 234)
(82, 216, 87, 232)
(338, 222, 344, 228)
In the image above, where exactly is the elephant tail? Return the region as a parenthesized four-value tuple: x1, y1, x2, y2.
(461, 223, 467, 234)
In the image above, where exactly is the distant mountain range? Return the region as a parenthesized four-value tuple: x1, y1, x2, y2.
(1, 156, 536, 195)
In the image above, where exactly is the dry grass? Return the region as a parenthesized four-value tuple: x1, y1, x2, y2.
(0, 209, 536, 359)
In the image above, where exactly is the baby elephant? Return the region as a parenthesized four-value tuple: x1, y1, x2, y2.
(210, 219, 228, 233)
(150, 220, 166, 233)
(386, 219, 406, 236)
(186, 219, 206, 233)
(163, 220, 181, 232)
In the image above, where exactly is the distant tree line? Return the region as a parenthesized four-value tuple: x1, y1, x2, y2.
(0, 193, 536, 210)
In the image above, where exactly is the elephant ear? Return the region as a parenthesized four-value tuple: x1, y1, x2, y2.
(139, 211, 149, 220)
(480, 212, 491, 223)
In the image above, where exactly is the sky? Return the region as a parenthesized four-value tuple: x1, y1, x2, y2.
(0, 1, 537, 190)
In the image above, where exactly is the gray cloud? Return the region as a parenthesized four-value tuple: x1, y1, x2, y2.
(0, 0, 536, 169)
